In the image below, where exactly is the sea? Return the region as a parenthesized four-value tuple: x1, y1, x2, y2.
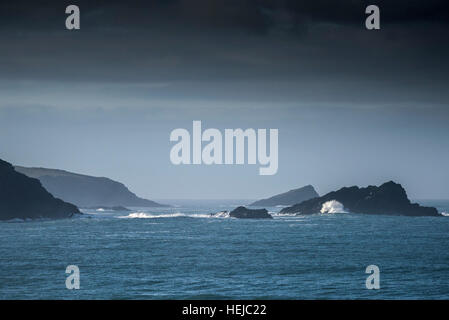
(1, 199, 449, 299)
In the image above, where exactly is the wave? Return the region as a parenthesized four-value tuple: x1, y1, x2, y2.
(118, 211, 230, 219)
(271, 212, 297, 217)
(119, 210, 308, 219)
(441, 212, 449, 217)
(320, 200, 347, 214)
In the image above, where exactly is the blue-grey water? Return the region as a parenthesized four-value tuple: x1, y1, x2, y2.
(1, 200, 449, 299)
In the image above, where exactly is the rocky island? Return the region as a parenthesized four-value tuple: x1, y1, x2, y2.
(230, 206, 273, 219)
(249, 185, 319, 207)
(280, 181, 439, 217)
(0, 158, 80, 220)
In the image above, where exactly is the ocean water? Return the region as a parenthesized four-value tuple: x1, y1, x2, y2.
(1, 200, 449, 300)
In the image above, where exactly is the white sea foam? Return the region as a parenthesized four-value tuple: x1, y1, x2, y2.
(119, 212, 183, 219)
(441, 212, 449, 217)
(271, 212, 296, 217)
(96, 208, 105, 212)
(320, 200, 347, 214)
(211, 211, 230, 218)
(118, 211, 230, 219)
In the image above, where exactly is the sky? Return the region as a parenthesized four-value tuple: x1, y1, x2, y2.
(0, 0, 448, 200)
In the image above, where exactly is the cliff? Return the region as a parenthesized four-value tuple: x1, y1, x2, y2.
(0, 159, 80, 220)
(15, 166, 168, 208)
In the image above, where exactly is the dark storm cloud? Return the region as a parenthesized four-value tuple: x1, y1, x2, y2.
(1, 0, 449, 31)
(0, 0, 448, 106)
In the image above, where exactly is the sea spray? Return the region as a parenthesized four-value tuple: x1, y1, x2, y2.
(320, 200, 347, 214)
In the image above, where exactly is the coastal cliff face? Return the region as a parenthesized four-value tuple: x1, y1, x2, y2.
(280, 181, 439, 217)
(15, 166, 167, 208)
(0, 159, 80, 220)
(249, 185, 319, 206)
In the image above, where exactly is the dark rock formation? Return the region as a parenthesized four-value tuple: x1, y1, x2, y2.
(249, 185, 319, 206)
(280, 181, 439, 217)
(230, 206, 273, 219)
(15, 166, 168, 208)
(0, 159, 80, 220)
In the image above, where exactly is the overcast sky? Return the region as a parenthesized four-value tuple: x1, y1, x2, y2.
(1, 0, 448, 200)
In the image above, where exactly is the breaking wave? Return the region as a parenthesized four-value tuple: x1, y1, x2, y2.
(118, 211, 230, 219)
(271, 212, 297, 217)
(211, 211, 230, 218)
(320, 200, 347, 214)
(441, 212, 449, 217)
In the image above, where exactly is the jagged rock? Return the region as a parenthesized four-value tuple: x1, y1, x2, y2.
(280, 181, 439, 217)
